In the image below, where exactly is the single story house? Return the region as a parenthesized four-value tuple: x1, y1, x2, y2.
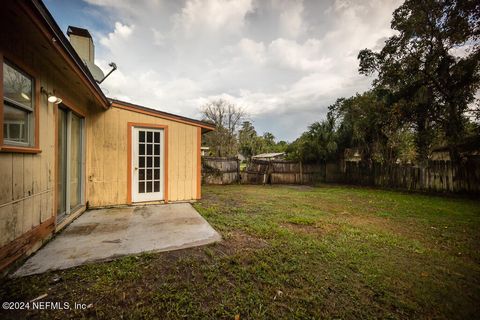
(0, 0, 214, 272)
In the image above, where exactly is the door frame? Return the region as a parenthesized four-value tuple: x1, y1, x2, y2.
(54, 103, 86, 224)
(127, 122, 169, 204)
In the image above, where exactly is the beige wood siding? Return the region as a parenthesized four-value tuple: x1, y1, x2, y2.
(0, 1, 101, 248)
(86, 106, 201, 207)
(0, 85, 54, 248)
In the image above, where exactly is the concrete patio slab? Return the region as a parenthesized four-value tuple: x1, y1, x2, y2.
(13, 203, 221, 277)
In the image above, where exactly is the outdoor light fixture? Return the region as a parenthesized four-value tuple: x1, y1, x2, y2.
(41, 87, 62, 104)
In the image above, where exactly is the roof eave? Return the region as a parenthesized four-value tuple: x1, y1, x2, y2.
(27, 0, 110, 109)
(110, 99, 216, 131)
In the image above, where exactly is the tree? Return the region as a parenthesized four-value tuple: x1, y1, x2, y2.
(238, 121, 259, 159)
(286, 115, 337, 163)
(201, 99, 245, 157)
(330, 91, 407, 164)
(358, 0, 480, 162)
(238, 122, 288, 159)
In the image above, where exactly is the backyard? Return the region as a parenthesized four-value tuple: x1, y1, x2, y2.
(1, 184, 479, 319)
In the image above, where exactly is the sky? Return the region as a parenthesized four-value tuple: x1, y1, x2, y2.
(44, 0, 402, 141)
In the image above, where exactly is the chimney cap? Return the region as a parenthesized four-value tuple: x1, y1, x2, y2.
(67, 26, 92, 38)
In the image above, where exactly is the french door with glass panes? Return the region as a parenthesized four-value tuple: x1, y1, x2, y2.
(131, 127, 165, 202)
(57, 107, 84, 222)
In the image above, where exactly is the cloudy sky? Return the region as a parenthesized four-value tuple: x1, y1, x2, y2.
(45, 0, 402, 141)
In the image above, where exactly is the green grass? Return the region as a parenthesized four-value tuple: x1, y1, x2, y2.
(1, 184, 479, 319)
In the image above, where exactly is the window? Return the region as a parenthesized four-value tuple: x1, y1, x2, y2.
(3, 61, 35, 146)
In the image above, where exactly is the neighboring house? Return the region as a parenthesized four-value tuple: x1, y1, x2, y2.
(343, 148, 362, 162)
(430, 138, 480, 161)
(201, 146, 210, 156)
(252, 152, 285, 161)
(0, 0, 214, 272)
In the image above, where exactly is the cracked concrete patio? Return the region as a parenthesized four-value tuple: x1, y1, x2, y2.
(13, 203, 221, 277)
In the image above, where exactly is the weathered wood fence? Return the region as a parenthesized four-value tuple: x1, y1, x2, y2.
(201, 157, 240, 184)
(342, 159, 480, 194)
(201, 156, 480, 195)
(241, 160, 324, 184)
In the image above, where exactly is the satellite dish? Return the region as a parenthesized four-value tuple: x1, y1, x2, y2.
(85, 60, 105, 82)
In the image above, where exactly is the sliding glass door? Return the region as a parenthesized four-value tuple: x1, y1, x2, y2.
(57, 107, 84, 222)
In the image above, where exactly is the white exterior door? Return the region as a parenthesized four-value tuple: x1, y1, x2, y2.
(132, 127, 165, 202)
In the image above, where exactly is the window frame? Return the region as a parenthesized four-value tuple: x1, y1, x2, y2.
(0, 53, 41, 153)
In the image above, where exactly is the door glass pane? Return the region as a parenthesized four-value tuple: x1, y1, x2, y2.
(57, 109, 67, 216)
(70, 114, 82, 210)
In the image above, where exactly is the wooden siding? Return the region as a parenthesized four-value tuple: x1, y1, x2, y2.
(0, 1, 99, 256)
(86, 106, 201, 207)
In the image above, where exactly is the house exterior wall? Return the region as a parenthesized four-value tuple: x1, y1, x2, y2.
(0, 1, 101, 271)
(86, 105, 202, 207)
(0, 58, 93, 269)
(0, 1, 206, 273)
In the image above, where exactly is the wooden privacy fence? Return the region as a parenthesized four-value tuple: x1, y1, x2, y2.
(201, 157, 240, 185)
(201, 156, 480, 195)
(343, 159, 480, 194)
(241, 160, 325, 184)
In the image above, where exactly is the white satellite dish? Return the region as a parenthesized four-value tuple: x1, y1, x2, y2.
(85, 60, 105, 83)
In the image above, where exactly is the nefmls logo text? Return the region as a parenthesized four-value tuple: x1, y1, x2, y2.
(32, 301, 70, 310)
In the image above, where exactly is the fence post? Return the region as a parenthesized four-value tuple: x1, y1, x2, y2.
(299, 161, 303, 184)
(236, 158, 240, 184)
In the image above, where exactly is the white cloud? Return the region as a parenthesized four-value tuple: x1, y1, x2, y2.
(76, 0, 402, 140)
(173, 0, 253, 37)
(277, 0, 305, 38)
(100, 22, 134, 48)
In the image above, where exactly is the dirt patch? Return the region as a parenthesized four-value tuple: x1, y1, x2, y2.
(218, 230, 269, 254)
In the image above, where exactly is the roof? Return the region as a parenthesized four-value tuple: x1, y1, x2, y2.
(110, 99, 216, 132)
(252, 152, 285, 158)
(27, 0, 109, 109)
(67, 26, 92, 38)
(432, 136, 480, 153)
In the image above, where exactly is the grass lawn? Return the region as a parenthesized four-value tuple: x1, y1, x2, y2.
(1, 184, 479, 319)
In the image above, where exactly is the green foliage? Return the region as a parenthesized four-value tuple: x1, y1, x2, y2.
(286, 115, 337, 162)
(358, 0, 480, 161)
(287, 91, 417, 164)
(238, 121, 288, 159)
